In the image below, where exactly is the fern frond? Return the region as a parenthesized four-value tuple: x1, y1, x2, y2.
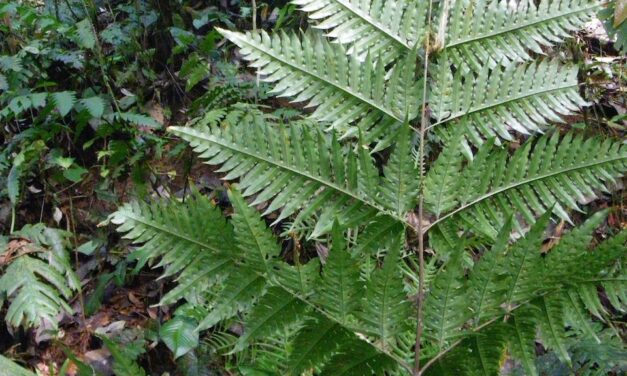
(100, 336, 147, 376)
(423, 250, 468, 349)
(0, 256, 74, 329)
(109, 193, 235, 304)
(467, 217, 513, 324)
(198, 188, 282, 331)
(501, 213, 550, 308)
(357, 235, 412, 348)
(79, 96, 105, 118)
(506, 308, 538, 376)
(380, 123, 420, 215)
(196, 272, 266, 331)
(216, 29, 420, 147)
(315, 222, 363, 325)
(321, 338, 400, 375)
(534, 295, 571, 366)
(424, 129, 465, 217)
(440, 0, 600, 71)
(430, 132, 627, 239)
(169, 121, 409, 237)
(288, 315, 353, 374)
(52, 91, 76, 116)
(432, 215, 625, 374)
(235, 287, 307, 352)
(354, 216, 405, 255)
(431, 60, 588, 145)
(111, 188, 407, 372)
(229, 188, 282, 274)
(292, 0, 429, 61)
(0, 226, 79, 329)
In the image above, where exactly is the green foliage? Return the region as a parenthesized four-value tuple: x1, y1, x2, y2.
(170, 113, 417, 238)
(426, 132, 626, 239)
(160, 316, 200, 359)
(107, 0, 627, 374)
(100, 335, 147, 376)
(439, 0, 602, 70)
(0, 224, 80, 329)
(0, 356, 36, 376)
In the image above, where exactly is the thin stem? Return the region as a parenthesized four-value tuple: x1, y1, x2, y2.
(10, 206, 16, 234)
(252, 0, 260, 101)
(414, 1, 434, 374)
(69, 196, 87, 325)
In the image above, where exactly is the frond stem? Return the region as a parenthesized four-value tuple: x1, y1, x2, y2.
(414, 0, 435, 374)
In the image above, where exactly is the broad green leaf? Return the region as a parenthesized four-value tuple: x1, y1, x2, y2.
(160, 317, 200, 359)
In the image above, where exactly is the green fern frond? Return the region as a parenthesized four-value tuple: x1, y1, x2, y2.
(79, 96, 105, 118)
(423, 250, 468, 349)
(380, 123, 420, 215)
(75, 18, 96, 50)
(114, 112, 161, 128)
(100, 336, 147, 376)
(506, 308, 538, 376)
(431, 60, 588, 145)
(229, 188, 282, 274)
(288, 315, 353, 374)
(0, 225, 79, 329)
(315, 222, 363, 325)
(354, 216, 405, 255)
(216, 29, 421, 147)
(196, 188, 284, 331)
(52, 91, 76, 117)
(563, 289, 600, 344)
(430, 132, 627, 239)
(169, 121, 409, 237)
(467, 217, 513, 324)
(501, 213, 551, 308)
(0, 256, 74, 329)
(534, 295, 572, 366)
(320, 337, 400, 375)
(357, 235, 412, 348)
(235, 287, 308, 352)
(432, 215, 625, 374)
(424, 129, 465, 217)
(292, 0, 429, 62)
(109, 193, 235, 304)
(196, 272, 266, 332)
(440, 0, 600, 71)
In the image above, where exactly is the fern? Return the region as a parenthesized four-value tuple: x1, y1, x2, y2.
(111, 0, 627, 373)
(439, 0, 601, 71)
(112, 188, 412, 374)
(426, 213, 626, 375)
(426, 132, 626, 239)
(100, 336, 147, 376)
(292, 0, 429, 62)
(0, 224, 80, 329)
(80, 96, 105, 118)
(430, 59, 589, 145)
(52, 91, 76, 117)
(75, 18, 96, 50)
(169, 118, 417, 237)
(216, 29, 420, 149)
